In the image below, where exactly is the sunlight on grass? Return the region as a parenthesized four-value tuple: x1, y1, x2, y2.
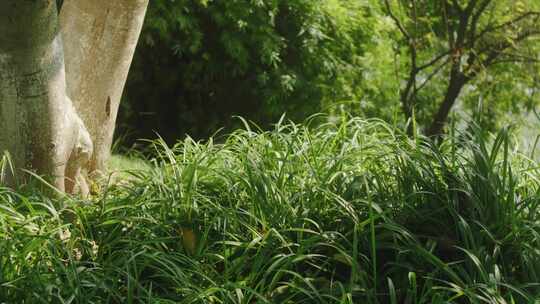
(1, 118, 540, 303)
(108, 154, 151, 172)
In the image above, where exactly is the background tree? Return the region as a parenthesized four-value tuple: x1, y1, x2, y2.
(117, 0, 540, 144)
(382, 0, 540, 136)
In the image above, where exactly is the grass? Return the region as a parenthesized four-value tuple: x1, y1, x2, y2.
(1, 117, 540, 303)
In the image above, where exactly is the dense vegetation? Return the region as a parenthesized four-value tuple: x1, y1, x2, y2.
(2, 119, 540, 303)
(120, 0, 373, 142)
(2, 1, 540, 303)
(119, 0, 540, 144)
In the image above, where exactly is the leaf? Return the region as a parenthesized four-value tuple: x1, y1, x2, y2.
(180, 227, 197, 255)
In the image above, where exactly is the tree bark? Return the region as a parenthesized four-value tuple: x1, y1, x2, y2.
(60, 0, 149, 174)
(426, 67, 468, 137)
(0, 0, 92, 193)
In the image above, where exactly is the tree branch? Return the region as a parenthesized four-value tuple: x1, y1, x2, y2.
(427, 65, 468, 137)
(383, 0, 410, 40)
(464, 0, 479, 14)
(490, 57, 540, 65)
(468, 0, 492, 46)
(473, 11, 540, 43)
(417, 50, 451, 71)
(482, 29, 540, 67)
(416, 57, 452, 93)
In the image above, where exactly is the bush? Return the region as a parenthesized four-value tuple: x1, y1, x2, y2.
(1, 118, 540, 303)
(119, 0, 375, 144)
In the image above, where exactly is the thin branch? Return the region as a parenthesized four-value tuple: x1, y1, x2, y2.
(417, 50, 451, 71)
(384, 0, 410, 40)
(473, 11, 540, 43)
(384, 0, 423, 126)
(480, 30, 540, 69)
(496, 51, 540, 62)
(490, 58, 540, 65)
(468, 0, 492, 45)
(442, 0, 455, 49)
(401, 49, 418, 108)
(464, 0, 479, 14)
(416, 57, 452, 93)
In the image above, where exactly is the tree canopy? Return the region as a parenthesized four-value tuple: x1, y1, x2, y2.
(121, 0, 376, 141)
(118, 0, 540, 143)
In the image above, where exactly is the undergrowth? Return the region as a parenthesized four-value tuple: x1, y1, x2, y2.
(1, 118, 540, 303)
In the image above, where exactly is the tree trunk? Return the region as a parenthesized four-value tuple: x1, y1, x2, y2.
(0, 0, 92, 193)
(59, 0, 149, 174)
(426, 68, 467, 137)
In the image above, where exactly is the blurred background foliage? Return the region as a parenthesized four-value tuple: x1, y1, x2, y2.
(117, 0, 540, 146)
(119, 0, 383, 145)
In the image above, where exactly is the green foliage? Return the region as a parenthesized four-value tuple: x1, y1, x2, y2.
(120, 0, 375, 142)
(119, 0, 540, 142)
(2, 118, 540, 302)
(379, 0, 540, 133)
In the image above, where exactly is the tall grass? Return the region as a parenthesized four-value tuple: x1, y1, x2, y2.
(1, 118, 539, 303)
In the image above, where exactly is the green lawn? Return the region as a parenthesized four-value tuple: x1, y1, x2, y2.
(1, 118, 540, 303)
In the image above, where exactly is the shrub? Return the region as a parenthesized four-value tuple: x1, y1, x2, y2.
(1, 118, 540, 303)
(119, 0, 375, 143)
